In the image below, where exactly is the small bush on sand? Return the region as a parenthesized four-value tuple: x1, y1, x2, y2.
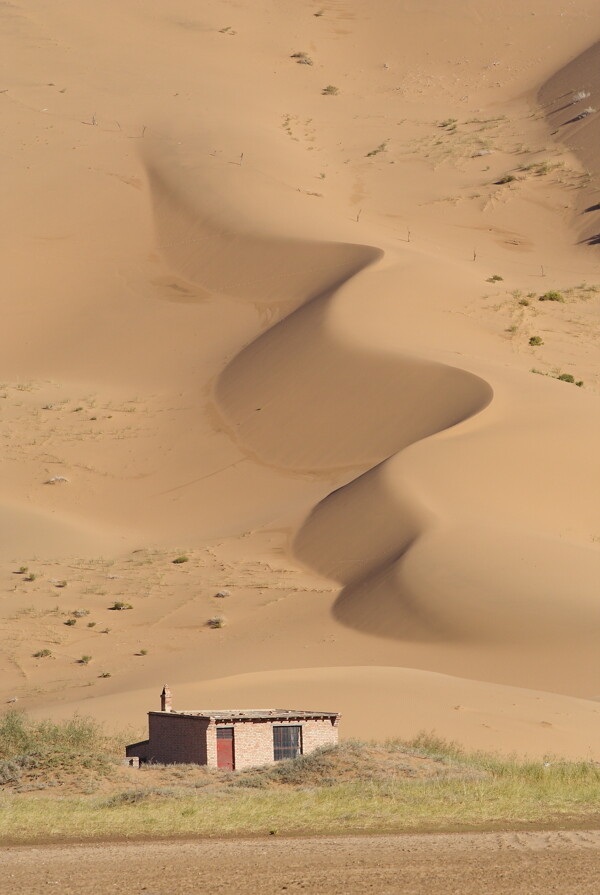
(172, 556, 189, 564)
(366, 141, 388, 157)
(322, 85, 339, 95)
(539, 291, 564, 302)
(571, 90, 590, 104)
(529, 336, 544, 346)
(291, 51, 313, 65)
(33, 649, 52, 658)
(207, 616, 226, 629)
(110, 602, 132, 611)
(78, 655, 92, 665)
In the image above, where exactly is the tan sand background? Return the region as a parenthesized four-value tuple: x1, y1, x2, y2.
(1, 0, 599, 757)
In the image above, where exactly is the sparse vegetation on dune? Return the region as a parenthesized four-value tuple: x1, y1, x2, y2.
(291, 51, 313, 66)
(366, 141, 389, 157)
(531, 369, 584, 387)
(0, 717, 599, 842)
(539, 291, 564, 302)
(0, 710, 125, 788)
(207, 615, 226, 629)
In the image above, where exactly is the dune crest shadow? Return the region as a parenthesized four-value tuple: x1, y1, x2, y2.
(141, 149, 508, 644)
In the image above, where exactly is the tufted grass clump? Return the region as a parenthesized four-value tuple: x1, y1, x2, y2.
(556, 374, 584, 386)
(529, 336, 544, 346)
(366, 141, 388, 157)
(531, 369, 584, 387)
(207, 616, 226, 629)
(322, 85, 339, 95)
(291, 51, 313, 65)
(539, 291, 564, 302)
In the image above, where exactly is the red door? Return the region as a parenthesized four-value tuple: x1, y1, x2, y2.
(216, 727, 234, 770)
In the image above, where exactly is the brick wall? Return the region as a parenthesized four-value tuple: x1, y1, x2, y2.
(147, 713, 210, 764)
(300, 718, 339, 755)
(214, 717, 339, 770)
(137, 713, 339, 769)
(125, 739, 149, 761)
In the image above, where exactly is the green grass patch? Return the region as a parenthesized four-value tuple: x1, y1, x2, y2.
(0, 710, 126, 788)
(1, 720, 599, 842)
(2, 769, 600, 842)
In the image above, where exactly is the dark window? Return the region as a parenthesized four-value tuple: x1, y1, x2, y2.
(273, 725, 302, 761)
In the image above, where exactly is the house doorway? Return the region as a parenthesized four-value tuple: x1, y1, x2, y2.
(216, 727, 234, 770)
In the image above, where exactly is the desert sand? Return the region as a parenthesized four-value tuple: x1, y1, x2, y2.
(1, 0, 600, 758)
(3, 832, 600, 895)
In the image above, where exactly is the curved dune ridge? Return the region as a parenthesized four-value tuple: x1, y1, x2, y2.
(143, 144, 600, 650)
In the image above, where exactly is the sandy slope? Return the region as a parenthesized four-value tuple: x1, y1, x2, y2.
(1, 0, 600, 757)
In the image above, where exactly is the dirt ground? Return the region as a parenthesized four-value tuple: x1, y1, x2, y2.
(1, 831, 599, 895)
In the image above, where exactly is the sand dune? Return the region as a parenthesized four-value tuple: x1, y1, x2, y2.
(1, 0, 600, 758)
(539, 41, 600, 246)
(37, 665, 600, 760)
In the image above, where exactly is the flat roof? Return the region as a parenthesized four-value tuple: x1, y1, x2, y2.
(150, 709, 339, 721)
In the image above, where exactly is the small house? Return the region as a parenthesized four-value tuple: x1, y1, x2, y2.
(126, 686, 340, 770)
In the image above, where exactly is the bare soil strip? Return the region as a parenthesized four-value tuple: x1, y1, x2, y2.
(2, 831, 600, 895)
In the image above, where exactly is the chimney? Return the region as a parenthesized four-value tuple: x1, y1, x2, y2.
(160, 685, 172, 712)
